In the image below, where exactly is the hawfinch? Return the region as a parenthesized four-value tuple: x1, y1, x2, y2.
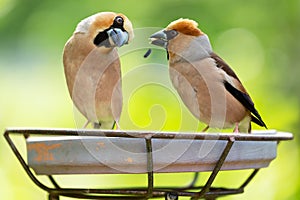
(150, 18, 266, 133)
(63, 12, 133, 129)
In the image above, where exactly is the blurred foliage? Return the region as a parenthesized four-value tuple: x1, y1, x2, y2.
(0, 0, 299, 199)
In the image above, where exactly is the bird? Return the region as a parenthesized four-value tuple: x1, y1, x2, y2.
(149, 18, 267, 133)
(63, 12, 134, 129)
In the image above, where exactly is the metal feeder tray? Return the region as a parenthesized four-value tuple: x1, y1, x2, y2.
(4, 128, 293, 200)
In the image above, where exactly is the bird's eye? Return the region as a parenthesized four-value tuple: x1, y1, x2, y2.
(170, 30, 177, 36)
(115, 16, 124, 25)
(166, 30, 178, 40)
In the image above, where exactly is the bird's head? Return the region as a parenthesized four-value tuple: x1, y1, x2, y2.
(75, 12, 134, 48)
(150, 18, 204, 49)
(150, 18, 207, 60)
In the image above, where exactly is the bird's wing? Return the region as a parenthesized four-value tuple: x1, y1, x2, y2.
(210, 52, 241, 83)
(210, 52, 267, 128)
(223, 81, 267, 128)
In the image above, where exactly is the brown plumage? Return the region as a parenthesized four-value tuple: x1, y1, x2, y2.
(63, 12, 133, 129)
(150, 18, 266, 133)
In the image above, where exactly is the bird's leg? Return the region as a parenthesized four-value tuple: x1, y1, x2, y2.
(112, 121, 121, 130)
(82, 120, 90, 129)
(201, 125, 209, 132)
(93, 122, 101, 129)
(112, 121, 116, 129)
(233, 123, 239, 133)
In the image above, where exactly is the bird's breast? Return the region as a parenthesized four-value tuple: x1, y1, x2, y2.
(64, 44, 122, 123)
(169, 58, 247, 128)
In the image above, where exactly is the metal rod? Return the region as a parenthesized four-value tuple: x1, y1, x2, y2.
(4, 127, 293, 141)
(187, 172, 200, 188)
(48, 175, 61, 189)
(3, 130, 54, 192)
(203, 188, 243, 197)
(192, 136, 235, 199)
(239, 169, 260, 189)
(56, 193, 151, 199)
(146, 138, 154, 198)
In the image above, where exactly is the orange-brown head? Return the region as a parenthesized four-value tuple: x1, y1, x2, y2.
(74, 12, 134, 48)
(166, 18, 203, 36)
(150, 18, 204, 49)
(150, 18, 211, 62)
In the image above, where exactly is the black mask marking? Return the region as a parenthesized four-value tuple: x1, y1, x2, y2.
(112, 16, 124, 30)
(93, 16, 126, 47)
(93, 31, 110, 47)
(165, 30, 178, 40)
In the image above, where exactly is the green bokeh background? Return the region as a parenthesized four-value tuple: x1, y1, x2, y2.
(0, 0, 299, 199)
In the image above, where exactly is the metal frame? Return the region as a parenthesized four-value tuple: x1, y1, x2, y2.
(3, 128, 293, 200)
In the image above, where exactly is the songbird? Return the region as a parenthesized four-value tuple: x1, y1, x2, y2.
(63, 12, 133, 129)
(150, 18, 266, 133)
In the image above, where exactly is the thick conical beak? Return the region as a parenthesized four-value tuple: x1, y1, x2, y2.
(107, 28, 129, 47)
(150, 30, 168, 49)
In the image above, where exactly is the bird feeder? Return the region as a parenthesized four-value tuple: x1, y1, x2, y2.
(4, 128, 293, 199)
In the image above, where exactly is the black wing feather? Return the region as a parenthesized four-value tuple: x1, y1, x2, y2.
(211, 52, 267, 129)
(224, 81, 267, 128)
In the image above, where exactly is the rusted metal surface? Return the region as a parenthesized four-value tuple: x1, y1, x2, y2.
(26, 135, 277, 174)
(3, 128, 293, 200)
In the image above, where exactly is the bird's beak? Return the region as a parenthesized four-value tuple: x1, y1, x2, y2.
(150, 30, 168, 49)
(107, 28, 129, 47)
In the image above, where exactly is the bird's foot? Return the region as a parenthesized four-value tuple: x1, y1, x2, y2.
(233, 123, 239, 133)
(82, 120, 90, 129)
(111, 121, 121, 130)
(93, 122, 101, 129)
(113, 121, 121, 130)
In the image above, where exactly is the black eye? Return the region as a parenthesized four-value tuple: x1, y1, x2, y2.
(115, 16, 124, 25)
